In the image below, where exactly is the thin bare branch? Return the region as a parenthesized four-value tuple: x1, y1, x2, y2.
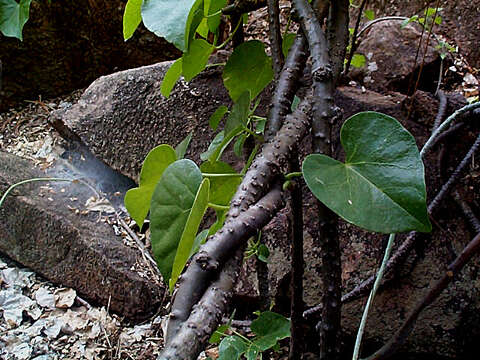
(266, 31, 308, 140)
(268, 0, 285, 77)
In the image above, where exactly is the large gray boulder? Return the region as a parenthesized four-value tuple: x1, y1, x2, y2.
(50, 62, 479, 357)
(0, 151, 163, 320)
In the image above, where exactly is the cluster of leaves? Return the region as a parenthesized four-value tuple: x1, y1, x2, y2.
(122, 0, 431, 299)
(0, 0, 31, 40)
(209, 311, 290, 360)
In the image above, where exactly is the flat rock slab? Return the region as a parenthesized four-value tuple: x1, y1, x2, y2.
(0, 151, 163, 320)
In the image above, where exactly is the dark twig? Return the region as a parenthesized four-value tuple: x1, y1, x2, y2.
(433, 90, 447, 131)
(344, 0, 369, 76)
(222, 0, 267, 15)
(327, 0, 350, 85)
(363, 232, 480, 360)
(428, 133, 480, 212)
(267, 0, 285, 77)
(266, 32, 308, 140)
(289, 150, 304, 360)
(452, 191, 480, 234)
(428, 122, 464, 149)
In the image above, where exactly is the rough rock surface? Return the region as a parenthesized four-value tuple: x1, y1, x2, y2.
(371, 0, 480, 69)
(51, 61, 234, 181)
(0, 0, 179, 111)
(351, 20, 440, 93)
(0, 151, 163, 320)
(50, 63, 480, 357)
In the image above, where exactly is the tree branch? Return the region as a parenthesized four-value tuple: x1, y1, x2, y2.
(159, 250, 243, 360)
(222, 0, 267, 15)
(268, 0, 284, 77)
(266, 31, 308, 140)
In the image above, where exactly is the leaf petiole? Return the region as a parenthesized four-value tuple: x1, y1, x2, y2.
(285, 172, 303, 180)
(208, 203, 230, 211)
(202, 173, 243, 178)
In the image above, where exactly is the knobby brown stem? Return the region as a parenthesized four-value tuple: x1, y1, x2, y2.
(265, 31, 308, 140)
(292, 1, 348, 358)
(267, 0, 284, 77)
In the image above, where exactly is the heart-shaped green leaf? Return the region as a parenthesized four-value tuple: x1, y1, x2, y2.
(250, 312, 290, 351)
(141, 0, 200, 51)
(124, 145, 177, 227)
(0, 0, 31, 40)
(169, 177, 210, 292)
(150, 159, 203, 284)
(302, 112, 431, 234)
(223, 40, 274, 101)
(123, 0, 142, 41)
(218, 336, 248, 360)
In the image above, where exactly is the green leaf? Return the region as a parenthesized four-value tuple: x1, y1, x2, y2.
(175, 132, 193, 159)
(401, 15, 418, 28)
(234, 133, 247, 157)
(161, 58, 183, 98)
(207, 0, 227, 32)
(209, 105, 229, 130)
(282, 32, 296, 58)
(218, 336, 248, 360)
(123, 0, 142, 41)
(223, 40, 274, 101)
(169, 178, 210, 291)
(150, 159, 203, 284)
(201, 161, 241, 206)
(0, 0, 31, 40)
(225, 91, 250, 135)
(363, 9, 375, 21)
(201, 130, 225, 161)
(257, 244, 270, 263)
(124, 145, 177, 227)
(185, 0, 205, 50)
(182, 38, 214, 81)
(351, 53, 366, 68)
(196, 17, 209, 38)
(141, 0, 199, 51)
(250, 312, 290, 351)
(302, 112, 431, 234)
(245, 348, 260, 360)
(209, 324, 229, 344)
